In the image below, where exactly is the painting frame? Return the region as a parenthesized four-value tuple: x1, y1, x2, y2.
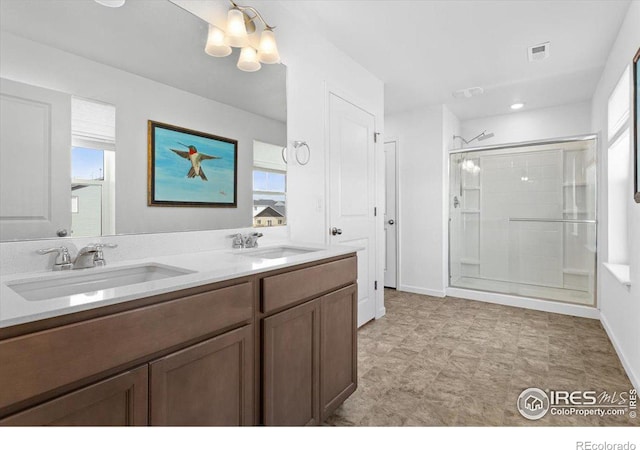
(634, 47, 640, 203)
(147, 120, 238, 208)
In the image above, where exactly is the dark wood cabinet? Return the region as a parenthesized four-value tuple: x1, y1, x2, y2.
(149, 325, 254, 426)
(0, 366, 148, 426)
(263, 299, 321, 426)
(320, 284, 357, 421)
(0, 254, 358, 426)
(259, 258, 358, 427)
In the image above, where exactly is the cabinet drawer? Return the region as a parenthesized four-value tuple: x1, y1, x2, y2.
(261, 257, 356, 314)
(0, 281, 253, 411)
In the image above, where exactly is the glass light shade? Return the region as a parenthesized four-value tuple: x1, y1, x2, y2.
(95, 0, 126, 6)
(237, 47, 261, 72)
(258, 29, 280, 64)
(225, 8, 249, 48)
(205, 25, 231, 57)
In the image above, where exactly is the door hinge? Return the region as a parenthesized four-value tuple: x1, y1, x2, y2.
(375, 281, 378, 290)
(374, 132, 380, 143)
(374, 207, 377, 216)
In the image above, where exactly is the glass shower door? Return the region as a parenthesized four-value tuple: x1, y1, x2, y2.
(449, 137, 597, 306)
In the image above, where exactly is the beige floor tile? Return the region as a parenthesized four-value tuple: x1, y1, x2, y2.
(325, 289, 636, 427)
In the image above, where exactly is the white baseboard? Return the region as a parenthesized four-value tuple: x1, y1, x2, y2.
(398, 284, 446, 298)
(376, 306, 386, 319)
(445, 287, 600, 319)
(600, 312, 640, 391)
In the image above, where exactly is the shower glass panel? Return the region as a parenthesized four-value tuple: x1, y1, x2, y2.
(449, 137, 597, 306)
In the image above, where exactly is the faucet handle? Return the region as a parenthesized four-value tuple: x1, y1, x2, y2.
(229, 233, 244, 249)
(91, 243, 117, 266)
(37, 246, 72, 270)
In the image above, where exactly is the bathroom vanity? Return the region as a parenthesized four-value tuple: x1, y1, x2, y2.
(0, 247, 358, 426)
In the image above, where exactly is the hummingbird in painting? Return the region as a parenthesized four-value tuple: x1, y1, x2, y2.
(170, 142, 221, 181)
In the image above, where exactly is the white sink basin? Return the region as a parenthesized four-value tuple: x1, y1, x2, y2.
(239, 246, 317, 260)
(7, 263, 195, 301)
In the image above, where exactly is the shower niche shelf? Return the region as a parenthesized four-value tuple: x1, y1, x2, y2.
(459, 258, 480, 265)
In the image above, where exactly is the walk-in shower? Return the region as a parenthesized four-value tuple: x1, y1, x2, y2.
(449, 136, 597, 306)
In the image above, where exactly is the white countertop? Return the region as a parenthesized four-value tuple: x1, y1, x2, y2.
(0, 243, 358, 328)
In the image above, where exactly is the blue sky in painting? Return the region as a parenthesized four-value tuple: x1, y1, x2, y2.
(154, 127, 236, 203)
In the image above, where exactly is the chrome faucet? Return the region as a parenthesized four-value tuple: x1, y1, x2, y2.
(229, 232, 263, 249)
(243, 232, 263, 248)
(36, 246, 73, 271)
(230, 233, 244, 249)
(37, 243, 117, 270)
(74, 243, 118, 269)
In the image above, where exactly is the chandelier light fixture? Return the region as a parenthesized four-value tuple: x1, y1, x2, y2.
(205, 0, 280, 72)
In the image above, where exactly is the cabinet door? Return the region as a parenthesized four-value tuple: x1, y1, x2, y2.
(320, 284, 357, 421)
(263, 299, 320, 426)
(0, 366, 147, 426)
(149, 325, 254, 426)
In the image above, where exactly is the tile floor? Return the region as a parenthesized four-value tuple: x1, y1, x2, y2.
(325, 289, 637, 426)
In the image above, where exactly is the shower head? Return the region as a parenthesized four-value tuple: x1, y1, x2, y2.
(452, 130, 495, 146)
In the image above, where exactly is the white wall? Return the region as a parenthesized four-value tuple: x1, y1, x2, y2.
(462, 101, 592, 146)
(259, 3, 386, 317)
(385, 105, 459, 296)
(0, 4, 387, 318)
(0, 32, 286, 235)
(591, 0, 640, 390)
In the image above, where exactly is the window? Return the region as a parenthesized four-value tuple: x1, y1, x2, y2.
(71, 98, 116, 237)
(606, 66, 631, 266)
(608, 66, 630, 140)
(253, 140, 287, 228)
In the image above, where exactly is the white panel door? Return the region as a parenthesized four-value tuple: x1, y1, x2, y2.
(384, 141, 397, 288)
(0, 78, 71, 240)
(328, 93, 376, 327)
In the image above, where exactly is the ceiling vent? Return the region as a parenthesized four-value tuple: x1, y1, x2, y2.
(528, 42, 550, 62)
(452, 86, 484, 99)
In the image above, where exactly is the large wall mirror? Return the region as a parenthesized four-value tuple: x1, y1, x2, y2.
(0, 0, 286, 242)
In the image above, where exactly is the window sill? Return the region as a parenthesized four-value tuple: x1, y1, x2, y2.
(603, 263, 631, 287)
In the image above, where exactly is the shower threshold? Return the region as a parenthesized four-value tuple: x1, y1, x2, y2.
(451, 276, 594, 306)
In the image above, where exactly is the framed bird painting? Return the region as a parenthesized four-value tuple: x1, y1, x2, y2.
(147, 120, 238, 207)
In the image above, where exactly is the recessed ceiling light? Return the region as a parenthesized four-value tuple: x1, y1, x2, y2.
(511, 102, 525, 110)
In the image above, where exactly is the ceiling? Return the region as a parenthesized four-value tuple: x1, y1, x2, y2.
(279, 0, 631, 120)
(0, 0, 286, 122)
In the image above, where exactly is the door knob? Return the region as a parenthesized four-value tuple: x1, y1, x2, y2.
(388, 219, 395, 225)
(330, 227, 343, 236)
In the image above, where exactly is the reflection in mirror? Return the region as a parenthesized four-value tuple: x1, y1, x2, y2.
(253, 141, 287, 228)
(0, 0, 286, 242)
(71, 97, 116, 237)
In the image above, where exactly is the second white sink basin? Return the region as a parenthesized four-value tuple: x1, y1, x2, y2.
(239, 246, 317, 260)
(7, 263, 195, 302)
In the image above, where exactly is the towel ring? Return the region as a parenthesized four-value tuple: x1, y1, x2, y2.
(293, 141, 310, 166)
(281, 146, 287, 164)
